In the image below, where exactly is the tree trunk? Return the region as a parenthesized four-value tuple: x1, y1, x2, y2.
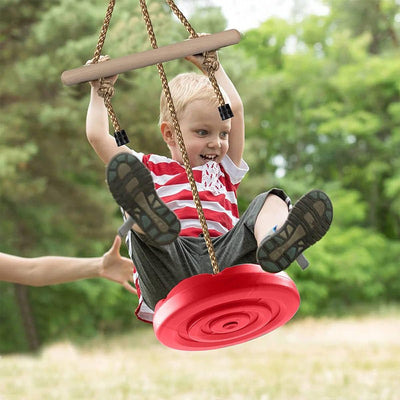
(14, 284, 40, 351)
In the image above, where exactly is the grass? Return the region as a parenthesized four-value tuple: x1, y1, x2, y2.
(1, 312, 399, 400)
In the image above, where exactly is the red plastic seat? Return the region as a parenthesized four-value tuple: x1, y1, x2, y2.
(153, 263, 300, 351)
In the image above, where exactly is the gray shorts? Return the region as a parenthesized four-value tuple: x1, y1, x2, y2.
(127, 188, 291, 309)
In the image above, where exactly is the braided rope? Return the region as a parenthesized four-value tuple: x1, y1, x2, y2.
(92, 0, 116, 63)
(165, 0, 226, 108)
(165, 0, 198, 38)
(139, 0, 220, 275)
(99, 82, 121, 132)
(91, 0, 122, 136)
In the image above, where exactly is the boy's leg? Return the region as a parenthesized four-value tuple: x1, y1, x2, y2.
(256, 190, 333, 273)
(106, 152, 180, 246)
(212, 191, 289, 270)
(253, 194, 289, 244)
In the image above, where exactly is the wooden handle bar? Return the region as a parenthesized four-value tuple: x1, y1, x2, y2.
(61, 29, 241, 86)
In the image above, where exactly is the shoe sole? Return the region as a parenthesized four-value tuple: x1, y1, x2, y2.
(256, 190, 333, 272)
(107, 152, 181, 245)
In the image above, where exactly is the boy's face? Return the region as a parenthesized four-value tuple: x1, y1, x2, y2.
(163, 99, 231, 167)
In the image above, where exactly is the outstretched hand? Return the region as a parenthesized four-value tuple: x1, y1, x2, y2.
(100, 235, 137, 295)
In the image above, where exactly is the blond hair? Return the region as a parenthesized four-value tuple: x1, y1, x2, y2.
(159, 72, 229, 125)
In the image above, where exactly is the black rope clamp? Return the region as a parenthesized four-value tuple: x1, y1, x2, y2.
(114, 129, 129, 146)
(218, 103, 234, 120)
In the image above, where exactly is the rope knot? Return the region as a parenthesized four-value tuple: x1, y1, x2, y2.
(97, 79, 115, 99)
(202, 51, 220, 73)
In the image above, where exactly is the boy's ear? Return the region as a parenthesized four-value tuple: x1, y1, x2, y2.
(160, 121, 175, 146)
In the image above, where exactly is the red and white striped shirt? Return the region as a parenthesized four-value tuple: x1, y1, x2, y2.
(134, 150, 249, 237)
(129, 151, 249, 322)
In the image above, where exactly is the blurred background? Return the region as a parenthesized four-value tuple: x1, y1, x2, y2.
(0, 0, 399, 360)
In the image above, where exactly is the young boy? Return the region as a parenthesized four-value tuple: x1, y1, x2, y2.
(86, 54, 333, 321)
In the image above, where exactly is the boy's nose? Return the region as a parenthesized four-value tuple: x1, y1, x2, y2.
(208, 137, 221, 148)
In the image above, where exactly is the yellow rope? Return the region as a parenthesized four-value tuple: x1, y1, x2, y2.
(165, 0, 198, 39)
(165, 0, 227, 110)
(92, 0, 116, 63)
(139, 0, 220, 275)
(91, 0, 127, 144)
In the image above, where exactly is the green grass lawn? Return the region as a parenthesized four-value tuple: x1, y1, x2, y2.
(1, 313, 399, 400)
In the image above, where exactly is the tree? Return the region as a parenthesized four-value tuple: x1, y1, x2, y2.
(324, 0, 400, 53)
(237, 1, 400, 314)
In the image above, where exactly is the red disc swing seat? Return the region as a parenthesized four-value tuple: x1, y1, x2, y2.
(62, 0, 301, 351)
(153, 264, 300, 351)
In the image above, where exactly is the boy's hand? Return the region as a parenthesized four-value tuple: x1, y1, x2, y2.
(85, 55, 118, 88)
(185, 53, 207, 72)
(185, 33, 219, 74)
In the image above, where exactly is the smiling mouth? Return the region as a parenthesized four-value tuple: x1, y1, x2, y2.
(201, 154, 218, 161)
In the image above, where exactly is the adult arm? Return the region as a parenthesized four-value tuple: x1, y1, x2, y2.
(0, 236, 136, 294)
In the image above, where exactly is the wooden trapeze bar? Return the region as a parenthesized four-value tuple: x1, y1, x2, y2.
(61, 29, 241, 86)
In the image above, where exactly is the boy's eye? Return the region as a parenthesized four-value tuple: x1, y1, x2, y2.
(220, 131, 229, 139)
(196, 130, 208, 136)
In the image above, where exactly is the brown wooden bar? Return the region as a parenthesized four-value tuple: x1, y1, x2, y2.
(61, 30, 241, 86)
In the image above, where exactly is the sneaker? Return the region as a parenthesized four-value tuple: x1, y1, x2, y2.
(106, 152, 181, 245)
(256, 189, 333, 273)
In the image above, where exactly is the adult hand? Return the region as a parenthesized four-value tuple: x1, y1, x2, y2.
(100, 235, 137, 295)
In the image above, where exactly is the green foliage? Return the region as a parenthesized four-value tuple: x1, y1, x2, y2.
(324, 0, 400, 54)
(239, 0, 400, 316)
(29, 279, 138, 340)
(0, 279, 139, 353)
(288, 187, 400, 316)
(0, 283, 29, 352)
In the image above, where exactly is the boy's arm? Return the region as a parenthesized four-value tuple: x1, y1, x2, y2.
(214, 64, 244, 167)
(186, 50, 245, 167)
(86, 80, 131, 165)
